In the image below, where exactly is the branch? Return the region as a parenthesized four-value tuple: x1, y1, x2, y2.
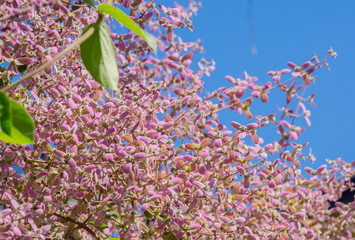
(54, 212, 102, 240)
(0, 7, 31, 22)
(1, 26, 95, 92)
(1, 0, 119, 93)
(223, 155, 303, 216)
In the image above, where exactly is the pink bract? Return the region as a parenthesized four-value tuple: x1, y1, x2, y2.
(0, 1, 350, 240)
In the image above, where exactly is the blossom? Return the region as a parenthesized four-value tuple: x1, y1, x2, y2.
(0, 1, 349, 239)
(267, 68, 291, 83)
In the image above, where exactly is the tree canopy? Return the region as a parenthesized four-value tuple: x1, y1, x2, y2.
(0, 0, 354, 239)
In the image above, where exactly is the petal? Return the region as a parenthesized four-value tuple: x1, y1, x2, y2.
(287, 62, 297, 69)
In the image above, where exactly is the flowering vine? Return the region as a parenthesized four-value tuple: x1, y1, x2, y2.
(0, 1, 354, 240)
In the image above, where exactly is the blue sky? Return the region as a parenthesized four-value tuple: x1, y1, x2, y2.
(176, 0, 355, 169)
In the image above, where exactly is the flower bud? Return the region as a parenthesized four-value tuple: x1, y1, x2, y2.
(141, 203, 148, 212)
(150, 194, 162, 200)
(49, 88, 60, 97)
(306, 66, 316, 74)
(231, 121, 241, 130)
(141, 12, 153, 22)
(258, 172, 267, 179)
(85, 165, 96, 172)
(317, 164, 327, 173)
(133, 152, 146, 160)
(225, 75, 237, 85)
(122, 163, 132, 173)
(301, 61, 312, 69)
(122, 0, 130, 8)
(280, 212, 289, 220)
(237, 166, 246, 175)
(13, 227, 21, 236)
(172, 177, 182, 185)
(213, 139, 222, 148)
(68, 159, 77, 169)
(190, 223, 201, 229)
(287, 62, 297, 69)
(53, 150, 65, 158)
(246, 123, 258, 131)
(176, 231, 185, 239)
(268, 180, 276, 188)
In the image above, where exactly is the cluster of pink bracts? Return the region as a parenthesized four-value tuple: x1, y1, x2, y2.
(0, 0, 353, 239)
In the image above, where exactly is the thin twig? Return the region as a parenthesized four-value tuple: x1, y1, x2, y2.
(214, 54, 331, 114)
(215, 75, 297, 114)
(224, 154, 303, 216)
(0, 7, 31, 22)
(1, 26, 95, 92)
(54, 212, 102, 240)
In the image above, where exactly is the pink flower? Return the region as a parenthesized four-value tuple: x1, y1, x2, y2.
(150, 194, 163, 200)
(237, 165, 246, 175)
(122, 163, 132, 173)
(172, 177, 183, 185)
(190, 223, 201, 229)
(214, 222, 221, 228)
(267, 68, 291, 83)
(13, 227, 21, 236)
(53, 150, 65, 158)
(68, 159, 77, 169)
(214, 139, 222, 148)
(176, 231, 185, 239)
(268, 180, 276, 188)
(231, 121, 241, 130)
(141, 203, 148, 212)
(247, 123, 258, 131)
(133, 152, 146, 160)
(103, 153, 114, 161)
(287, 61, 312, 78)
(299, 102, 311, 126)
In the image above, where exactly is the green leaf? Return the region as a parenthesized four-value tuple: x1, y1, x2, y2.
(83, 0, 95, 7)
(330, 211, 341, 218)
(88, 221, 119, 239)
(97, 4, 157, 55)
(108, 237, 120, 240)
(0, 93, 11, 135)
(88, 221, 109, 232)
(17, 64, 27, 75)
(0, 92, 34, 144)
(143, 209, 153, 219)
(80, 22, 119, 91)
(72, 4, 80, 11)
(162, 232, 178, 240)
(109, 210, 119, 217)
(0, 66, 10, 88)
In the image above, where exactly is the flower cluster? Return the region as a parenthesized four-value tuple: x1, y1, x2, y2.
(0, 0, 353, 239)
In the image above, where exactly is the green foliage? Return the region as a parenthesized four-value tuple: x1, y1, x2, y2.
(108, 237, 120, 240)
(143, 209, 154, 219)
(17, 64, 27, 75)
(0, 65, 10, 88)
(162, 232, 178, 240)
(83, 0, 95, 8)
(0, 92, 11, 135)
(88, 220, 120, 239)
(0, 92, 34, 144)
(97, 4, 157, 54)
(88, 221, 109, 232)
(80, 22, 119, 91)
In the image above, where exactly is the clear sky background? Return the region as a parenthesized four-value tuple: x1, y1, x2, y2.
(176, 0, 355, 170)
